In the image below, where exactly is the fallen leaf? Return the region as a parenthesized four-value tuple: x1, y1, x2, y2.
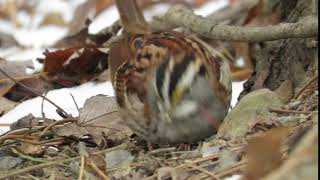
(9, 113, 36, 130)
(105, 149, 134, 178)
(261, 125, 318, 180)
(0, 97, 17, 116)
(41, 47, 108, 87)
(244, 127, 289, 180)
(248, 114, 278, 132)
(3, 75, 54, 102)
(243, 0, 264, 25)
(67, 0, 95, 36)
(54, 23, 119, 48)
(244, 0, 281, 26)
(9, 114, 54, 130)
(55, 95, 131, 145)
(0, 58, 49, 101)
(13, 143, 44, 156)
(0, 58, 33, 80)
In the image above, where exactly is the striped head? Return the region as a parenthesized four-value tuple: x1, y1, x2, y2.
(109, 31, 232, 144)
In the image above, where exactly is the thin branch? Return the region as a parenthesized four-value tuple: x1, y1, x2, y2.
(11, 147, 50, 163)
(88, 160, 111, 180)
(151, 5, 318, 42)
(294, 75, 318, 99)
(269, 108, 312, 115)
(186, 164, 221, 180)
(80, 111, 118, 125)
(70, 93, 80, 114)
(41, 91, 49, 118)
(78, 156, 85, 180)
(39, 118, 77, 137)
(0, 68, 69, 117)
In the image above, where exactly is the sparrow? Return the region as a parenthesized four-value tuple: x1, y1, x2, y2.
(108, 0, 232, 144)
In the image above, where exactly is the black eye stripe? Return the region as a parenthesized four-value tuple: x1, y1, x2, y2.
(156, 57, 169, 100)
(143, 52, 152, 60)
(199, 65, 207, 76)
(168, 54, 194, 99)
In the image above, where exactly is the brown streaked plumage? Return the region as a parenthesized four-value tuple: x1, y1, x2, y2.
(109, 0, 232, 144)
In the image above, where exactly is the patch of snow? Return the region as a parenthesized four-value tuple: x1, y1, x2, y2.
(194, 0, 229, 16)
(89, 6, 119, 34)
(0, 127, 10, 135)
(225, 175, 242, 180)
(14, 26, 68, 48)
(0, 81, 114, 126)
(231, 81, 245, 107)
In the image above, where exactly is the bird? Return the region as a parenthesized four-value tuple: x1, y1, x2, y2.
(108, 0, 232, 144)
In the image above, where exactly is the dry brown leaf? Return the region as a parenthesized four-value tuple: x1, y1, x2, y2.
(0, 58, 33, 80)
(13, 143, 44, 156)
(248, 114, 278, 132)
(0, 58, 41, 101)
(3, 75, 54, 102)
(230, 66, 253, 81)
(244, 0, 281, 26)
(55, 95, 131, 145)
(0, 97, 17, 116)
(41, 47, 108, 87)
(244, 127, 289, 180)
(9, 114, 54, 130)
(67, 0, 95, 36)
(262, 125, 318, 180)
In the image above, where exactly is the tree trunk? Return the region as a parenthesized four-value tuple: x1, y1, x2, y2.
(240, 0, 318, 98)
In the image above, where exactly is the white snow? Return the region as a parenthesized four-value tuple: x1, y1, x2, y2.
(225, 174, 242, 180)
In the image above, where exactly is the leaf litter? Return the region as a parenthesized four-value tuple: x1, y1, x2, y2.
(0, 0, 318, 179)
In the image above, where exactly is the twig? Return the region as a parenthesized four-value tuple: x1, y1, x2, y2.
(148, 147, 177, 155)
(70, 93, 80, 113)
(0, 126, 46, 142)
(11, 147, 50, 163)
(0, 68, 69, 117)
(0, 156, 80, 180)
(144, 146, 246, 180)
(215, 160, 247, 178)
(269, 108, 312, 115)
(0, 143, 128, 180)
(0, 125, 45, 136)
(106, 163, 144, 173)
(80, 111, 118, 125)
(151, 5, 318, 42)
(39, 118, 77, 137)
(294, 75, 318, 99)
(78, 156, 85, 180)
(186, 164, 221, 180)
(41, 91, 49, 118)
(88, 160, 111, 180)
(0, 134, 38, 142)
(12, 137, 65, 146)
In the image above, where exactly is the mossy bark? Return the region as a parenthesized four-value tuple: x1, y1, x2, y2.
(240, 0, 318, 98)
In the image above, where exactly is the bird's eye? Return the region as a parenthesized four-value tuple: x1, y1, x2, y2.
(132, 36, 144, 49)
